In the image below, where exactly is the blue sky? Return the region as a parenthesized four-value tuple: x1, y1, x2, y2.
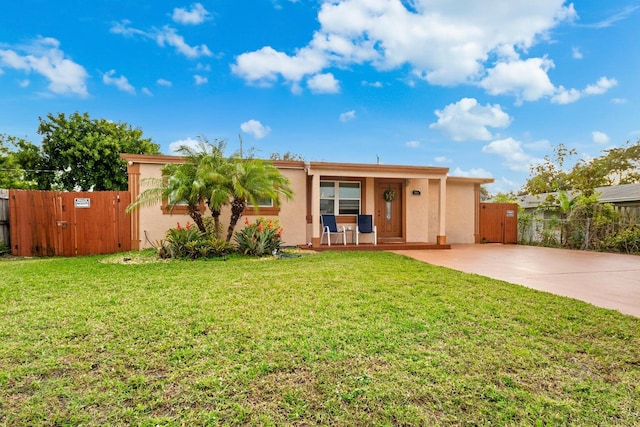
(1, 1, 638, 193)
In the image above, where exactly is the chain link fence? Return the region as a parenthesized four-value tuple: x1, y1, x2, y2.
(518, 206, 640, 254)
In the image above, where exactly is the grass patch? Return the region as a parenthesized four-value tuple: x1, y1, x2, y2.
(1, 251, 639, 425)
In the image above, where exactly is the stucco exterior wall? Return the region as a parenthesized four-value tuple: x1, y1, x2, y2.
(445, 180, 477, 244)
(129, 161, 307, 248)
(125, 154, 491, 247)
(405, 178, 430, 243)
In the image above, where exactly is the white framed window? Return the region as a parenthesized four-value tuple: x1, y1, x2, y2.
(320, 181, 361, 215)
(248, 197, 274, 208)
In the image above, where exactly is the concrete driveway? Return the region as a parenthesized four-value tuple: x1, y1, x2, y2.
(392, 244, 640, 318)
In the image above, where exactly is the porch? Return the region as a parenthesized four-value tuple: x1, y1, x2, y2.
(302, 242, 451, 251)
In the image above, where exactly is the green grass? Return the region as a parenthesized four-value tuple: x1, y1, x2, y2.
(1, 251, 639, 426)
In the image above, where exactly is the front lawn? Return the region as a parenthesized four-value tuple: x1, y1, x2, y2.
(1, 251, 638, 425)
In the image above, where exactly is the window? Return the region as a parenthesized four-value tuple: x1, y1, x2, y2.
(245, 197, 280, 216)
(249, 197, 274, 208)
(320, 181, 361, 215)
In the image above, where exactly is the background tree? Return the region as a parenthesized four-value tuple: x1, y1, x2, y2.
(21, 112, 160, 191)
(269, 151, 305, 161)
(0, 134, 36, 189)
(524, 140, 640, 197)
(523, 144, 576, 195)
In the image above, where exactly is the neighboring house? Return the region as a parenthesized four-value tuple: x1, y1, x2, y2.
(518, 183, 640, 213)
(122, 154, 493, 249)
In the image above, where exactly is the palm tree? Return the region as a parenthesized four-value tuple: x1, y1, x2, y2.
(126, 160, 209, 232)
(224, 158, 294, 242)
(174, 139, 232, 238)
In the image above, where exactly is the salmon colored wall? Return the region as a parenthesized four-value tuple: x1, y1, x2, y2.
(445, 181, 477, 244)
(127, 156, 488, 247)
(133, 163, 308, 248)
(405, 178, 430, 243)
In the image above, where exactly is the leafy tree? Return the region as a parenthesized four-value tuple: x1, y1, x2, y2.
(491, 192, 517, 203)
(269, 151, 305, 161)
(596, 140, 640, 185)
(0, 134, 36, 189)
(523, 144, 576, 195)
(24, 112, 159, 191)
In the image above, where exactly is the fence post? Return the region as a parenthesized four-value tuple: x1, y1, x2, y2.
(0, 189, 9, 251)
(584, 217, 591, 250)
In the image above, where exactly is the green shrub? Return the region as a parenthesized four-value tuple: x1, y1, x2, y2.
(600, 225, 640, 254)
(164, 222, 234, 259)
(234, 217, 283, 256)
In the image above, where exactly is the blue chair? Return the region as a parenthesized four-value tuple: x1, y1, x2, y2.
(321, 214, 346, 246)
(356, 214, 377, 245)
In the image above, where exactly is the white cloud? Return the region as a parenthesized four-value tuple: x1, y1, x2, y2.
(172, 3, 210, 25)
(102, 70, 136, 94)
(482, 137, 539, 172)
(307, 72, 340, 93)
(231, 1, 576, 94)
(155, 26, 212, 58)
(583, 77, 617, 95)
(194, 74, 208, 85)
(231, 45, 328, 88)
(19, 79, 30, 88)
(169, 137, 201, 154)
(611, 98, 628, 104)
(339, 110, 356, 122)
(452, 167, 494, 178)
(572, 46, 583, 59)
(362, 80, 383, 88)
(405, 140, 420, 148)
(157, 78, 172, 87)
(240, 119, 271, 139)
(430, 98, 511, 141)
(142, 87, 153, 96)
(0, 37, 88, 97)
(551, 76, 617, 104)
(485, 176, 522, 195)
(479, 57, 556, 103)
(434, 156, 451, 163)
(592, 131, 610, 145)
(110, 21, 212, 59)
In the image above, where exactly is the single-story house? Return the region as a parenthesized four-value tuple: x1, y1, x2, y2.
(122, 154, 494, 249)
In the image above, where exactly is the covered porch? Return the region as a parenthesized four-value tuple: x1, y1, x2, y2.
(305, 161, 451, 247)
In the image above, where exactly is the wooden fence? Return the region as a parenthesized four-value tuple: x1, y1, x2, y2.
(479, 203, 518, 244)
(9, 190, 131, 257)
(0, 189, 9, 251)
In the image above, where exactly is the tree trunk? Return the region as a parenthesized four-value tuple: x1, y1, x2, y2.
(208, 203, 222, 239)
(226, 197, 246, 242)
(189, 209, 207, 233)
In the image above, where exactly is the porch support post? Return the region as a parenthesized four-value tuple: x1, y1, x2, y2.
(437, 177, 447, 245)
(310, 172, 321, 247)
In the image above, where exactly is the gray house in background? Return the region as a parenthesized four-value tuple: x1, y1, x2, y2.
(518, 183, 640, 212)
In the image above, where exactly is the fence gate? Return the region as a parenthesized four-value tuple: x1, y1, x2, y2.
(479, 203, 518, 244)
(9, 190, 131, 257)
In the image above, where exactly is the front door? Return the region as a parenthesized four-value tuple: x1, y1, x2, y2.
(376, 181, 403, 241)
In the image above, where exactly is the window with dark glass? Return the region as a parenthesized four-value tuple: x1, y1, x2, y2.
(320, 181, 360, 215)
